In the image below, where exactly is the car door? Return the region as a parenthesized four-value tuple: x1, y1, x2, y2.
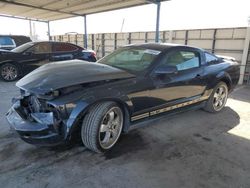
(51, 43, 78, 61)
(149, 47, 207, 109)
(21, 42, 52, 73)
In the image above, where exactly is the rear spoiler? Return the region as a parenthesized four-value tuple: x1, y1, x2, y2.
(216, 55, 236, 62)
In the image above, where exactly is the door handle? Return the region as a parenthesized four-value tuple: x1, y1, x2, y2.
(196, 74, 202, 78)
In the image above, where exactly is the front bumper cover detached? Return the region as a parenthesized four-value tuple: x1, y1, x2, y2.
(6, 100, 64, 146)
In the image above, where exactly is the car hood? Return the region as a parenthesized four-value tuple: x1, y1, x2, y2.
(0, 49, 15, 54)
(16, 60, 135, 94)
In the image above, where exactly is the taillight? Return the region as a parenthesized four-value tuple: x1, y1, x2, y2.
(91, 51, 96, 58)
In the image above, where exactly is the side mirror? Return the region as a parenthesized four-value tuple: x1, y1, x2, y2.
(154, 65, 178, 74)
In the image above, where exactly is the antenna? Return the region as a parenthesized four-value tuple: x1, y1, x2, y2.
(120, 18, 125, 33)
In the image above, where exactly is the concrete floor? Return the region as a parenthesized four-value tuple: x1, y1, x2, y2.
(0, 81, 250, 188)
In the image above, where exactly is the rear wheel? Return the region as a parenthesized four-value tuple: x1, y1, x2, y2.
(0, 63, 20, 81)
(81, 102, 124, 153)
(203, 82, 228, 113)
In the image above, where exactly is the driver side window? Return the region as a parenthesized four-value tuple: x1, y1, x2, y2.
(163, 50, 200, 71)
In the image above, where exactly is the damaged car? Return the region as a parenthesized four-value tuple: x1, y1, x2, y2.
(6, 43, 240, 153)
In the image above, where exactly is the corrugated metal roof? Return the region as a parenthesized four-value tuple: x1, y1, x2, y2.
(0, 0, 166, 21)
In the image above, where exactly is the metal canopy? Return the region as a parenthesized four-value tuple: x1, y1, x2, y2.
(0, 0, 167, 22)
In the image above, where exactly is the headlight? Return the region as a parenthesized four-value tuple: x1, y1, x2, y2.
(52, 103, 76, 118)
(50, 90, 60, 97)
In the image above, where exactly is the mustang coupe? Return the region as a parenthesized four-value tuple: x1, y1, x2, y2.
(6, 43, 240, 153)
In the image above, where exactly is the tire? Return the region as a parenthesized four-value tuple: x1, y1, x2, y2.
(203, 82, 228, 113)
(81, 102, 124, 153)
(0, 63, 20, 81)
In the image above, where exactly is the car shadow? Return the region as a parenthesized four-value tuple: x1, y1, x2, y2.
(229, 85, 250, 103)
(103, 106, 240, 159)
(2, 105, 250, 188)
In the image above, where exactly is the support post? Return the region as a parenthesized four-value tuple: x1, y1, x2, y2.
(102, 34, 105, 57)
(185, 30, 189, 45)
(114, 33, 117, 50)
(145, 32, 148, 43)
(128, 33, 131, 44)
(47, 21, 51, 41)
(162, 31, 166, 43)
(75, 34, 77, 45)
(212, 29, 217, 53)
(239, 26, 250, 84)
(92, 34, 95, 50)
(83, 15, 88, 49)
(29, 20, 32, 40)
(155, 1, 161, 43)
(169, 30, 173, 43)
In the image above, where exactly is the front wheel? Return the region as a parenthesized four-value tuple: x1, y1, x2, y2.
(81, 102, 124, 153)
(0, 63, 20, 81)
(203, 82, 228, 113)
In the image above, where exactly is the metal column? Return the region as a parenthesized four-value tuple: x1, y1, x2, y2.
(47, 21, 51, 41)
(29, 19, 32, 40)
(83, 15, 88, 49)
(155, 1, 161, 43)
(239, 26, 250, 84)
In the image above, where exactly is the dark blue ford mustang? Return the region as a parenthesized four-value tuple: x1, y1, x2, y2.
(6, 43, 240, 153)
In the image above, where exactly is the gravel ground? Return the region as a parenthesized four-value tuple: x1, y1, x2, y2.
(0, 81, 250, 188)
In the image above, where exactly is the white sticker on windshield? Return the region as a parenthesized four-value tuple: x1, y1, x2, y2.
(144, 49, 161, 55)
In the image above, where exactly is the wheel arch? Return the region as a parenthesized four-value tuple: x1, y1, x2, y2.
(0, 60, 22, 73)
(91, 98, 131, 132)
(0, 60, 19, 66)
(65, 98, 132, 141)
(216, 71, 232, 92)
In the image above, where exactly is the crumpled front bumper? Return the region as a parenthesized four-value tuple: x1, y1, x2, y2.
(6, 100, 64, 146)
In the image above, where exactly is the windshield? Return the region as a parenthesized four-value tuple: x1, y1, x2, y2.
(98, 47, 161, 73)
(11, 42, 34, 53)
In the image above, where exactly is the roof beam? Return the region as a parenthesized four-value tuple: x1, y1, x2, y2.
(0, 0, 82, 17)
(0, 0, 169, 21)
(0, 13, 47, 22)
(146, 0, 162, 4)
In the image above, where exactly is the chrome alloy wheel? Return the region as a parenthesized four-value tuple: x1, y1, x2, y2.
(213, 85, 228, 111)
(99, 107, 123, 149)
(1, 64, 18, 81)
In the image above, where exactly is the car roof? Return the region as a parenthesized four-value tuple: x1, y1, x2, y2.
(30, 41, 72, 44)
(26, 41, 83, 48)
(0, 35, 30, 38)
(126, 43, 203, 52)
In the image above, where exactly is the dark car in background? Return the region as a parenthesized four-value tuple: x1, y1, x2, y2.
(6, 43, 240, 153)
(0, 41, 97, 81)
(0, 35, 31, 50)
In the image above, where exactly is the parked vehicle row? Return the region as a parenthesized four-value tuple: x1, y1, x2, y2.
(0, 35, 31, 50)
(0, 41, 97, 81)
(6, 43, 240, 153)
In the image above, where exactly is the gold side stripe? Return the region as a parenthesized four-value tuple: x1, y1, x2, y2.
(131, 112, 149, 121)
(131, 95, 209, 122)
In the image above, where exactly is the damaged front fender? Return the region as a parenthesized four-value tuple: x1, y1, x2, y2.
(65, 101, 89, 139)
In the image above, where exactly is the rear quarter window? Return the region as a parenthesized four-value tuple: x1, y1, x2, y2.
(205, 52, 219, 64)
(53, 43, 79, 52)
